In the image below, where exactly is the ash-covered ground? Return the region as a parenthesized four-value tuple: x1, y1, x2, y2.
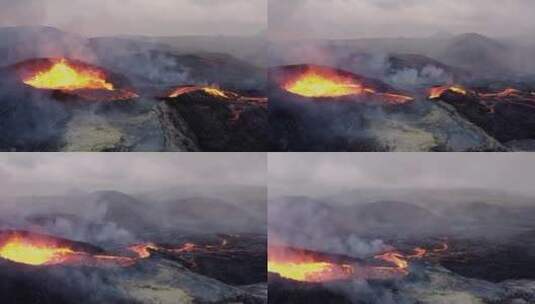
(0, 26, 267, 152)
(269, 33, 535, 151)
(269, 189, 535, 304)
(0, 187, 267, 304)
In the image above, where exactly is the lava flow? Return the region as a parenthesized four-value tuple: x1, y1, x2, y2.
(268, 246, 354, 282)
(428, 85, 468, 99)
(282, 67, 368, 98)
(269, 243, 449, 283)
(127, 237, 232, 260)
(0, 234, 75, 266)
(0, 231, 138, 267)
(23, 58, 115, 91)
(479, 88, 521, 98)
(276, 65, 413, 104)
(167, 85, 234, 99)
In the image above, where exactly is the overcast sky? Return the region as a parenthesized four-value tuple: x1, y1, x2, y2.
(0, 153, 266, 196)
(269, 0, 535, 39)
(0, 0, 266, 36)
(269, 153, 535, 198)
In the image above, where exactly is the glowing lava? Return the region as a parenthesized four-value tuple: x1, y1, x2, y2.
(269, 243, 449, 282)
(374, 252, 409, 270)
(479, 88, 522, 98)
(202, 87, 229, 98)
(128, 243, 159, 258)
(268, 260, 354, 282)
(408, 247, 427, 259)
(0, 235, 75, 266)
(379, 93, 415, 104)
(23, 59, 114, 91)
(428, 85, 467, 99)
(268, 246, 354, 282)
(168, 86, 231, 99)
(283, 67, 368, 98)
(277, 65, 414, 104)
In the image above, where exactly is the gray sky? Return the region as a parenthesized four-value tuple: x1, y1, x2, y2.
(269, 0, 535, 39)
(0, 0, 266, 36)
(269, 153, 535, 197)
(0, 153, 266, 196)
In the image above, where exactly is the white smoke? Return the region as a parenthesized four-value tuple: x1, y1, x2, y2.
(269, 197, 388, 259)
(388, 65, 451, 87)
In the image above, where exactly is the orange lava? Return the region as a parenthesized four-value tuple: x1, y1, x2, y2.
(268, 247, 354, 282)
(479, 88, 522, 98)
(374, 252, 409, 270)
(283, 68, 368, 98)
(269, 242, 449, 282)
(0, 233, 152, 267)
(168, 86, 231, 99)
(0, 231, 235, 269)
(23, 59, 114, 91)
(408, 247, 427, 259)
(428, 85, 467, 99)
(170, 242, 198, 253)
(280, 66, 414, 104)
(378, 93, 415, 104)
(128, 243, 159, 258)
(0, 235, 75, 266)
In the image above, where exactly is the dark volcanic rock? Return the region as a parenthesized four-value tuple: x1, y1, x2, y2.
(166, 235, 267, 286)
(438, 232, 535, 283)
(0, 258, 265, 304)
(163, 90, 268, 152)
(435, 90, 535, 143)
(0, 72, 69, 151)
(269, 276, 352, 304)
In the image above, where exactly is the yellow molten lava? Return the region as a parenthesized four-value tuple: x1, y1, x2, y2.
(202, 87, 229, 98)
(0, 236, 75, 266)
(24, 59, 114, 91)
(268, 260, 352, 282)
(284, 72, 367, 98)
(168, 86, 230, 99)
(429, 85, 467, 99)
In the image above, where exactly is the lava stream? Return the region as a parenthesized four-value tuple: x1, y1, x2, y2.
(168, 86, 232, 99)
(428, 85, 467, 99)
(269, 243, 449, 283)
(374, 252, 409, 270)
(0, 235, 75, 266)
(479, 88, 522, 99)
(0, 231, 240, 269)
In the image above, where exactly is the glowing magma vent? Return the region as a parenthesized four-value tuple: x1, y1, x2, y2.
(0, 235, 75, 266)
(23, 58, 114, 91)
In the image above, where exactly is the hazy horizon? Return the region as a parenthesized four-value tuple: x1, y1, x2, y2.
(0, 153, 266, 197)
(0, 0, 266, 37)
(269, 153, 535, 199)
(269, 0, 535, 40)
